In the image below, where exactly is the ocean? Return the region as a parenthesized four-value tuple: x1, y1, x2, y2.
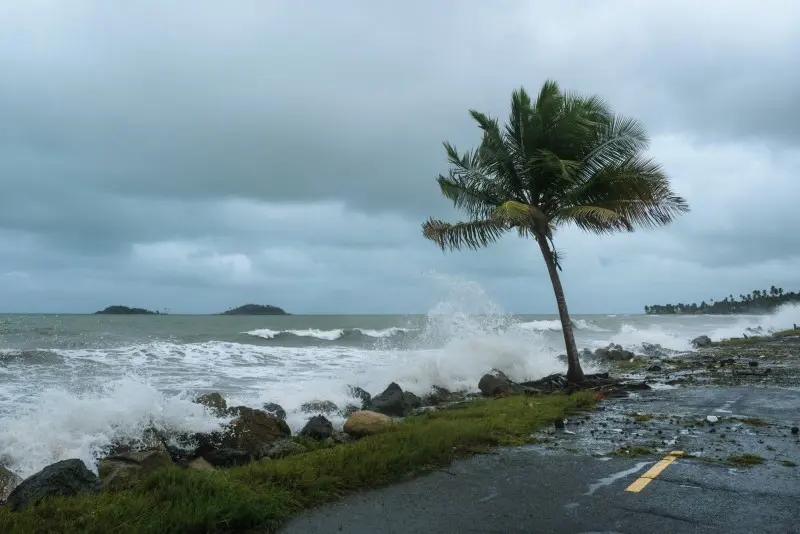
(2, 281, 799, 479)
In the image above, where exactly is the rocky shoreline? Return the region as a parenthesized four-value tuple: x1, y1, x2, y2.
(2, 330, 798, 512)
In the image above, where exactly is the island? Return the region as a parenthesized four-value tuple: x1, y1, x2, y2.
(220, 304, 289, 316)
(645, 286, 799, 315)
(94, 305, 159, 315)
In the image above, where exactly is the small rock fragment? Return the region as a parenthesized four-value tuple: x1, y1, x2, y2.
(706, 415, 719, 424)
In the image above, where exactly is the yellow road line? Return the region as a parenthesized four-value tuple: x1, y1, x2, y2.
(625, 451, 685, 493)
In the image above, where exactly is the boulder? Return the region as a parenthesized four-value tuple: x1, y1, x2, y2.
(202, 448, 254, 468)
(262, 439, 306, 459)
(371, 382, 422, 417)
(641, 343, 673, 358)
(300, 400, 339, 416)
(594, 343, 634, 361)
(299, 415, 334, 440)
(343, 411, 393, 438)
(478, 374, 518, 397)
(105, 427, 168, 457)
(1, 465, 22, 502)
(422, 385, 464, 406)
(5, 459, 99, 511)
(98, 450, 174, 491)
(221, 406, 291, 454)
(194, 392, 228, 415)
(691, 335, 712, 348)
(262, 402, 287, 420)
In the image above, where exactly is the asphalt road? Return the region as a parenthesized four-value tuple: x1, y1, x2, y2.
(281, 386, 800, 534)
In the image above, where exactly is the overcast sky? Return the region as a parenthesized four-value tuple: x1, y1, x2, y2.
(1, 0, 799, 315)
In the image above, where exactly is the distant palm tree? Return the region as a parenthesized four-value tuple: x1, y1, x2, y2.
(421, 81, 689, 383)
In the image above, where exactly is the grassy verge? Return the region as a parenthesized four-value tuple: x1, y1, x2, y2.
(0, 393, 594, 534)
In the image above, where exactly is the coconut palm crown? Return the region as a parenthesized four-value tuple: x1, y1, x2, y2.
(422, 80, 690, 383)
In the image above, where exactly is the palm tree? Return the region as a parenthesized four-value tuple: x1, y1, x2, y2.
(421, 81, 689, 383)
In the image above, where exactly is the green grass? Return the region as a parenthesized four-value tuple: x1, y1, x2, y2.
(726, 454, 765, 467)
(781, 460, 797, 467)
(0, 393, 594, 534)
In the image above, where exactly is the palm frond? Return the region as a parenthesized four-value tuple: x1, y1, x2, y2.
(560, 156, 690, 232)
(553, 205, 632, 234)
(492, 200, 548, 231)
(577, 113, 650, 183)
(422, 217, 507, 251)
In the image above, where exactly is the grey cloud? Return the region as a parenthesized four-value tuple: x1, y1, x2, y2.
(2, 1, 800, 314)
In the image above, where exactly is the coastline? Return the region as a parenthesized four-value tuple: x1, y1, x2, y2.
(2, 329, 799, 532)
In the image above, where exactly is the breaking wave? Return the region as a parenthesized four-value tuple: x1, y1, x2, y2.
(244, 326, 415, 342)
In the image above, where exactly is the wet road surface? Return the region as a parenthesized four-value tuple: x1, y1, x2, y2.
(281, 386, 800, 533)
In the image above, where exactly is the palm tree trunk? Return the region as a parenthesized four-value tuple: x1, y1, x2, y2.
(536, 235, 585, 383)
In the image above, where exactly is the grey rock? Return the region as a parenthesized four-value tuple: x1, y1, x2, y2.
(5, 459, 99, 511)
(299, 415, 334, 440)
(262, 402, 287, 420)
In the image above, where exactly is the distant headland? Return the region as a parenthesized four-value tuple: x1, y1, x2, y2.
(94, 305, 159, 315)
(220, 304, 289, 316)
(92, 304, 290, 315)
(645, 286, 799, 315)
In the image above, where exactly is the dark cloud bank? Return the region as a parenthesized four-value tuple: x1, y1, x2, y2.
(1, 0, 799, 314)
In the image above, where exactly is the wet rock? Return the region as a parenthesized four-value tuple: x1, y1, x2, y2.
(521, 373, 568, 392)
(791, 426, 799, 435)
(220, 406, 291, 454)
(489, 369, 512, 382)
(594, 343, 634, 361)
(1, 465, 21, 502)
(5, 459, 99, 511)
(478, 374, 519, 397)
(748, 361, 759, 368)
(299, 415, 334, 440)
(348, 386, 373, 410)
(98, 450, 174, 491)
(553, 418, 565, 430)
(622, 381, 651, 391)
(300, 400, 339, 416)
(641, 343, 673, 358)
(194, 392, 228, 415)
(105, 427, 169, 457)
(343, 410, 393, 438)
(422, 385, 460, 406)
(263, 439, 306, 459)
(262, 402, 287, 420)
(691, 335, 712, 348)
(202, 448, 254, 468)
(371, 382, 422, 417)
(647, 365, 663, 372)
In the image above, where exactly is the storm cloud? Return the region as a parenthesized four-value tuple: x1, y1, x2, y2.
(1, 0, 799, 314)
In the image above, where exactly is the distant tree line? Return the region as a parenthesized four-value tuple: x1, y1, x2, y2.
(645, 287, 798, 315)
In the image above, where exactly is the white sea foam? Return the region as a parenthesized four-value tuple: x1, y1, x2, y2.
(244, 326, 415, 341)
